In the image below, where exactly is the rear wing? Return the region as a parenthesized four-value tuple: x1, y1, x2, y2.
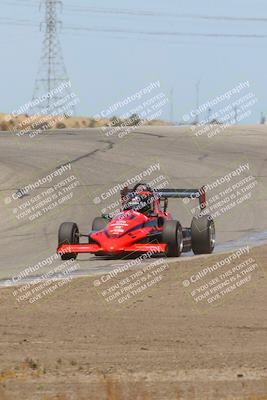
(154, 188, 206, 210)
(121, 186, 206, 210)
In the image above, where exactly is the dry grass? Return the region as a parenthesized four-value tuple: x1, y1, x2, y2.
(0, 113, 169, 132)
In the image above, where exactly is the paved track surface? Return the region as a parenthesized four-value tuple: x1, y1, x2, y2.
(0, 125, 267, 282)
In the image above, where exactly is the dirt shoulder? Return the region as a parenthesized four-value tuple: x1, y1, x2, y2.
(0, 245, 267, 400)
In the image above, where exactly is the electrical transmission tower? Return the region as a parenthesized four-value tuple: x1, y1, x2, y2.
(32, 0, 75, 116)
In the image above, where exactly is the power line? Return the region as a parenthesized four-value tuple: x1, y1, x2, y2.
(1, 0, 38, 7)
(0, 16, 37, 26)
(1, 16, 267, 40)
(62, 5, 267, 24)
(3, 1, 267, 24)
(64, 25, 267, 39)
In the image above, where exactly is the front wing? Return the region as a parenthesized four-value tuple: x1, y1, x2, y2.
(57, 243, 167, 255)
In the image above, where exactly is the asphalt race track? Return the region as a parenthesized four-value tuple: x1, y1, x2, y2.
(0, 125, 267, 283)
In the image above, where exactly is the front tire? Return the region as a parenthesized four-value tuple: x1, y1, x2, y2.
(162, 220, 183, 257)
(89, 217, 108, 243)
(58, 222, 79, 260)
(92, 217, 108, 231)
(89, 217, 108, 256)
(191, 215, 215, 255)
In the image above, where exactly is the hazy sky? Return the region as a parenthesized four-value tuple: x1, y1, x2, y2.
(1, 0, 267, 123)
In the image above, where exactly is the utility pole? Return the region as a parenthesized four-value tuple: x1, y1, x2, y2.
(32, 0, 75, 116)
(207, 107, 212, 123)
(170, 88, 174, 124)
(195, 79, 200, 125)
(260, 112, 265, 124)
(234, 106, 238, 124)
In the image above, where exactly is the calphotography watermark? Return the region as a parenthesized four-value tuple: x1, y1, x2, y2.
(181, 246, 263, 311)
(182, 162, 258, 225)
(10, 252, 80, 307)
(8, 80, 80, 139)
(192, 91, 258, 139)
(93, 251, 169, 310)
(95, 81, 169, 139)
(3, 163, 80, 223)
(182, 80, 258, 147)
(183, 80, 251, 123)
(90, 162, 171, 217)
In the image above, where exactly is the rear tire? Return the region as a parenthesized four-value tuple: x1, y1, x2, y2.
(191, 215, 215, 255)
(162, 220, 183, 257)
(58, 222, 79, 260)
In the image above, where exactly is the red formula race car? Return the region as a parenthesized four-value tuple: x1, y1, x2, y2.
(57, 183, 215, 259)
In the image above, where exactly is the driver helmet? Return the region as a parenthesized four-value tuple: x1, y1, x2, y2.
(124, 193, 152, 215)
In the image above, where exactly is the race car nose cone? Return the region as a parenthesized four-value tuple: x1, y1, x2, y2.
(102, 243, 120, 254)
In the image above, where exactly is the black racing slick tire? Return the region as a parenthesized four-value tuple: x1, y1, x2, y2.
(88, 217, 109, 257)
(191, 215, 215, 255)
(92, 217, 108, 231)
(58, 222, 79, 260)
(89, 217, 108, 244)
(162, 220, 183, 257)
